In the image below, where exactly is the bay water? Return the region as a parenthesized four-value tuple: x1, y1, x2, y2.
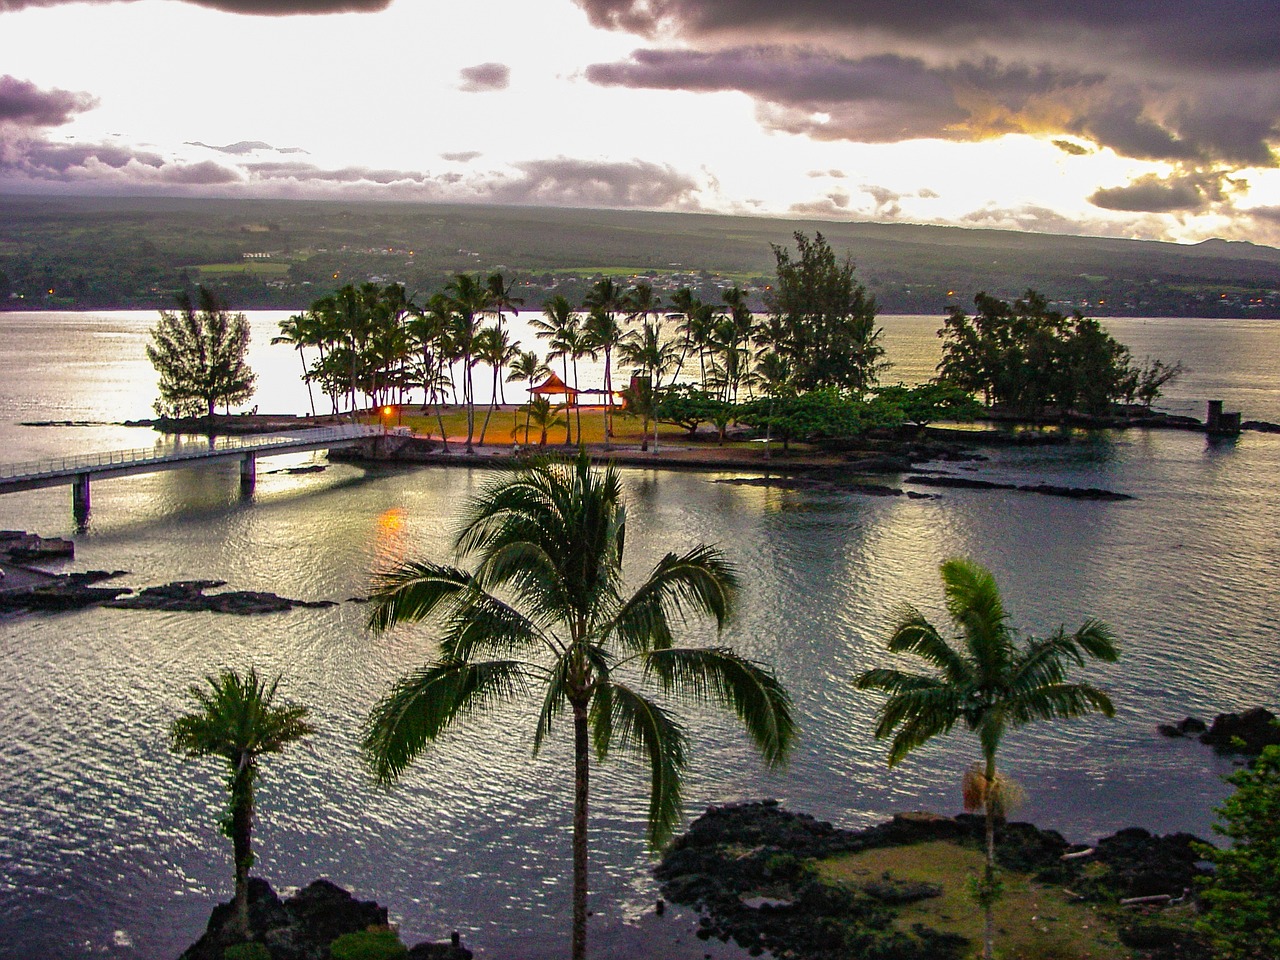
(1, 311, 1278, 958)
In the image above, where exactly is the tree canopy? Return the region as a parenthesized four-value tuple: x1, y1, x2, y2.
(148, 286, 256, 418)
(764, 232, 884, 394)
(938, 290, 1181, 416)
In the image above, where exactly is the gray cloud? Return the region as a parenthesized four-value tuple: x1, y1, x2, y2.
(1, 0, 390, 14)
(1088, 170, 1241, 213)
(186, 139, 308, 155)
(459, 63, 511, 93)
(441, 150, 482, 162)
(588, 45, 1280, 168)
(1247, 206, 1280, 225)
(570, 0, 1279, 72)
(1, 138, 241, 185)
(484, 157, 700, 208)
(1052, 138, 1090, 156)
(960, 203, 1125, 237)
(0, 75, 97, 127)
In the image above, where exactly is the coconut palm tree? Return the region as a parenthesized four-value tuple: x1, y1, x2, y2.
(444, 274, 492, 453)
(854, 557, 1119, 960)
(362, 454, 794, 960)
(272, 312, 319, 417)
(170, 668, 314, 939)
(507, 349, 550, 444)
(521, 394, 563, 445)
(582, 306, 624, 446)
(531, 295, 580, 445)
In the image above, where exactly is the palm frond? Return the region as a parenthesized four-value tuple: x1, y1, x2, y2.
(610, 547, 739, 653)
(440, 587, 550, 661)
(366, 560, 472, 632)
(1006, 682, 1115, 725)
(362, 659, 531, 786)
(884, 606, 973, 682)
(594, 680, 688, 848)
(645, 647, 793, 767)
(533, 652, 573, 754)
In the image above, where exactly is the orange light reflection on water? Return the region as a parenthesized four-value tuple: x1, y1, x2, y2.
(372, 506, 409, 572)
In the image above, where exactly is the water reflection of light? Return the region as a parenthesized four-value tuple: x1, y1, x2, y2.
(373, 507, 409, 571)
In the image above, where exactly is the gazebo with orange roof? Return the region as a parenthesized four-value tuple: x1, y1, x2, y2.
(530, 371, 580, 406)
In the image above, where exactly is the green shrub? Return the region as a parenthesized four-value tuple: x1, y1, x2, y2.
(223, 943, 271, 960)
(1195, 743, 1280, 959)
(329, 927, 408, 960)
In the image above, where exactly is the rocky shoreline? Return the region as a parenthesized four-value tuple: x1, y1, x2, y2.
(180, 878, 471, 960)
(1, 533, 341, 615)
(657, 801, 1211, 960)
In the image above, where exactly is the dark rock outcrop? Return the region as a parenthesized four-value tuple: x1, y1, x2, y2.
(1157, 717, 1209, 738)
(1199, 707, 1280, 755)
(0, 570, 131, 611)
(0, 530, 74, 561)
(906, 474, 1132, 500)
(180, 878, 471, 960)
(106, 580, 336, 614)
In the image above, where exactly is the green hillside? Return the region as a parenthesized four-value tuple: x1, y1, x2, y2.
(2, 195, 1278, 316)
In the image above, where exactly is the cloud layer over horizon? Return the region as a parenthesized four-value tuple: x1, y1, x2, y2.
(2, 0, 1278, 243)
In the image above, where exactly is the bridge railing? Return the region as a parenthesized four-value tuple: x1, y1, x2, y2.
(0, 424, 381, 482)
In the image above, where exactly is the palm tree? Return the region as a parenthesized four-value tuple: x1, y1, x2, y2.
(272, 312, 318, 417)
(444, 274, 492, 453)
(486, 271, 525, 386)
(521, 394, 563, 445)
(583, 305, 625, 447)
(508, 349, 550, 444)
(362, 455, 794, 960)
(531, 295, 580, 445)
(170, 668, 314, 939)
(854, 557, 1119, 960)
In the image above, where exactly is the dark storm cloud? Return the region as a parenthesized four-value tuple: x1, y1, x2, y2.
(0, 75, 97, 127)
(459, 63, 511, 93)
(186, 140, 308, 155)
(588, 48, 1112, 144)
(484, 158, 699, 208)
(1088, 171, 1239, 213)
(589, 45, 1280, 167)
(1, 0, 389, 14)
(570, 0, 1280, 70)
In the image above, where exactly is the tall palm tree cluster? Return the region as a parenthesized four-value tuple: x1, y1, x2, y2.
(274, 262, 872, 452)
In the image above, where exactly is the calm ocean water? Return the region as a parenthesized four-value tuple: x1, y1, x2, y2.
(1, 311, 1278, 959)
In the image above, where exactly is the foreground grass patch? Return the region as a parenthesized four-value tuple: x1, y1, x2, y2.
(816, 840, 1129, 960)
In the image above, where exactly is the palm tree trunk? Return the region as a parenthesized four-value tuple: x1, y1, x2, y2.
(231, 766, 254, 938)
(572, 703, 590, 960)
(297, 347, 316, 418)
(983, 756, 997, 960)
(479, 366, 498, 444)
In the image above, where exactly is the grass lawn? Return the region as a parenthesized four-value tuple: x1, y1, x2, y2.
(816, 841, 1133, 960)
(194, 262, 292, 276)
(367, 404, 777, 451)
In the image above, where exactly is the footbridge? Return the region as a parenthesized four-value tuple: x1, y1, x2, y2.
(0, 424, 382, 521)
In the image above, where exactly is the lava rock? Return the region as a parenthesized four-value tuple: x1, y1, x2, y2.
(106, 580, 336, 615)
(180, 878, 427, 960)
(1199, 707, 1280, 755)
(1158, 717, 1209, 737)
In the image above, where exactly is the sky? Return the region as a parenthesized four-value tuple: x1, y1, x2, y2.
(1, 0, 1279, 246)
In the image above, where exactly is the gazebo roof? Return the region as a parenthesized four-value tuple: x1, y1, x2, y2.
(530, 371, 579, 397)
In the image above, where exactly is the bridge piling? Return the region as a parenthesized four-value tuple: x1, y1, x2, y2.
(73, 473, 91, 524)
(239, 453, 257, 493)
